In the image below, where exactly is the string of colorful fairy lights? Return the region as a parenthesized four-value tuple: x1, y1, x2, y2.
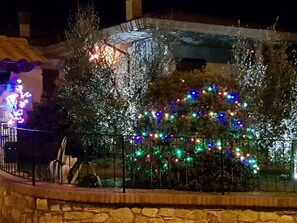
(6, 79, 31, 126)
(130, 85, 259, 174)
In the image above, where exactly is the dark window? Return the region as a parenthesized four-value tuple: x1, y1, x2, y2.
(176, 58, 206, 71)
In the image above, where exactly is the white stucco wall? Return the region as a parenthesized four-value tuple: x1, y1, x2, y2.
(18, 66, 43, 105)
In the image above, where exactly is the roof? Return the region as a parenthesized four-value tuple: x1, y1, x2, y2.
(41, 17, 297, 63)
(0, 36, 47, 72)
(0, 36, 47, 63)
(103, 18, 297, 45)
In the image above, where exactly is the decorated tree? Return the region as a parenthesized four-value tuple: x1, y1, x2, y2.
(39, 3, 179, 158)
(55, 4, 126, 136)
(231, 22, 297, 140)
(5, 79, 32, 126)
(127, 70, 259, 192)
(108, 19, 178, 133)
(230, 23, 297, 178)
(54, 3, 178, 134)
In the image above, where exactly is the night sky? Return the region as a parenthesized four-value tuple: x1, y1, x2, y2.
(0, 0, 296, 34)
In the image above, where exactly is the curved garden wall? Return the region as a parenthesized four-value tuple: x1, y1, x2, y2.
(1, 171, 297, 223)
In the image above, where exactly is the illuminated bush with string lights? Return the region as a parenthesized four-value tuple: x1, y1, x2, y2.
(6, 79, 31, 126)
(128, 85, 259, 192)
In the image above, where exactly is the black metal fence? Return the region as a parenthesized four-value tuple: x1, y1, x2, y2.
(1, 124, 297, 193)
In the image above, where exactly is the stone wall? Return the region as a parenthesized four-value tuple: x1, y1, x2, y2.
(1, 185, 297, 223)
(1, 171, 297, 223)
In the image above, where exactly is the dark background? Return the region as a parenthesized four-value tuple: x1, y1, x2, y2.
(0, 0, 296, 35)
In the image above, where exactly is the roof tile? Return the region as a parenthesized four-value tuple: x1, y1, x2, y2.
(0, 35, 47, 63)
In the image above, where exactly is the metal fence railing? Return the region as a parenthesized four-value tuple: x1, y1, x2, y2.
(1, 125, 297, 194)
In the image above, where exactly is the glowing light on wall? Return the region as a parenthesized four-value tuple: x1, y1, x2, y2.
(88, 43, 122, 67)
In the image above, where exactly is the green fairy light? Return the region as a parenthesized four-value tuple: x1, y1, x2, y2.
(248, 159, 256, 164)
(216, 140, 222, 147)
(207, 86, 213, 92)
(185, 156, 193, 162)
(135, 150, 143, 157)
(195, 144, 203, 153)
(175, 148, 183, 158)
(153, 149, 160, 156)
(163, 162, 169, 170)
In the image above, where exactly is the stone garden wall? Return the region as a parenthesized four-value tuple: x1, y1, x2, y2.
(1, 172, 297, 223)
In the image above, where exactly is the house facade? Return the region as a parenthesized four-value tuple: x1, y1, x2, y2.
(38, 15, 297, 97)
(1, 2, 297, 127)
(0, 35, 47, 125)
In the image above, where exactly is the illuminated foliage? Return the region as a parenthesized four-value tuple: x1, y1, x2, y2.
(55, 4, 128, 136)
(127, 71, 259, 191)
(6, 79, 31, 126)
(54, 4, 179, 139)
(231, 24, 297, 139)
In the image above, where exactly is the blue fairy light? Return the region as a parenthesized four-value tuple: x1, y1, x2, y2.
(164, 134, 169, 139)
(155, 111, 162, 119)
(189, 89, 198, 99)
(226, 92, 238, 102)
(234, 119, 243, 126)
(134, 135, 142, 143)
(170, 101, 176, 113)
(208, 142, 214, 148)
(7, 83, 11, 91)
(217, 112, 225, 121)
